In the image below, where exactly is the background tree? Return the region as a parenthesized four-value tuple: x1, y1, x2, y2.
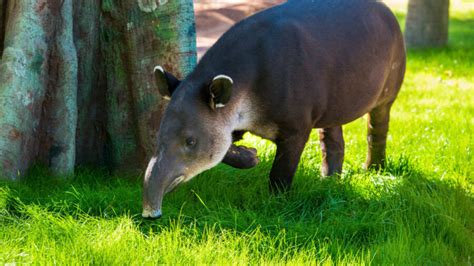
(405, 0, 450, 47)
(0, 0, 196, 180)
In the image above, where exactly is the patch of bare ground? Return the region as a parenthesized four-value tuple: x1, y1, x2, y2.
(194, 0, 285, 59)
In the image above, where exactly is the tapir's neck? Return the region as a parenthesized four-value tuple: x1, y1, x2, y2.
(227, 92, 279, 141)
(188, 44, 278, 140)
(232, 95, 256, 131)
(186, 64, 258, 125)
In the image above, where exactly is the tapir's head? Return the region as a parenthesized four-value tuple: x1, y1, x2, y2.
(142, 66, 235, 219)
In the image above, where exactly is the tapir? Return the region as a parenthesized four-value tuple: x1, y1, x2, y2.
(142, 0, 406, 219)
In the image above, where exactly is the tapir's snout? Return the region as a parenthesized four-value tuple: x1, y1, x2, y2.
(142, 183, 164, 220)
(142, 207, 162, 219)
(142, 173, 186, 219)
(142, 135, 194, 219)
(142, 153, 183, 220)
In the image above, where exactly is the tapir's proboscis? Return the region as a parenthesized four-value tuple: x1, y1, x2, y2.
(142, 0, 406, 219)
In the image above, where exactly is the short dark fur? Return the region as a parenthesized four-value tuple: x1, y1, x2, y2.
(157, 70, 260, 169)
(143, 0, 406, 218)
(182, 0, 405, 190)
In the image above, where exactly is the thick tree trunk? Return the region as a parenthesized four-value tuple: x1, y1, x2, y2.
(0, 0, 197, 180)
(405, 0, 450, 48)
(74, 0, 108, 168)
(38, 0, 78, 175)
(0, 1, 51, 179)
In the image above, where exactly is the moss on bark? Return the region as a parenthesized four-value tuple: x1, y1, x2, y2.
(0, 0, 197, 180)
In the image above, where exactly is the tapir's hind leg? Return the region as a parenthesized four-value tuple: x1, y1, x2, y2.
(319, 126, 345, 177)
(365, 103, 393, 169)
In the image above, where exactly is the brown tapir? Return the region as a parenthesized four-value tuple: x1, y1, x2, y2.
(142, 0, 406, 219)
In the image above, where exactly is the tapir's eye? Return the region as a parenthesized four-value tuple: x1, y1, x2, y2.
(185, 137, 197, 147)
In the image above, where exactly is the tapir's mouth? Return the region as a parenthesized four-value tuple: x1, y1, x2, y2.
(165, 175, 185, 194)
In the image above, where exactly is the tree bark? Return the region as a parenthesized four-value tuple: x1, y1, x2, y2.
(0, 0, 6, 56)
(405, 0, 450, 48)
(0, 1, 50, 180)
(100, 0, 196, 170)
(74, 0, 108, 168)
(0, 0, 197, 180)
(38, 0, 78, 175)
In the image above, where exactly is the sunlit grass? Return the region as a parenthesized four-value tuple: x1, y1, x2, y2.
(1, 1, 473, 264)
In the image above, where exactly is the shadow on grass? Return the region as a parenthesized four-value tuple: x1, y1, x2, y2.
(2, 13, 474, 262)
(1, 155, 472, 260)
(1, 166, 143, 220)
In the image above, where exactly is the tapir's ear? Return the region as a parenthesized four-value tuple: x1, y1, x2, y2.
(209, 75, 233, 110)
(154, 65, 181, 99)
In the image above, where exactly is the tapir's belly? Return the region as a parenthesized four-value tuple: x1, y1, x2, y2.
(313, 79, 388, 128)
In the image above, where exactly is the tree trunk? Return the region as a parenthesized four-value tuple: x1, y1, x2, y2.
(0, 0, 196, 180)
(405, 0, 450, 48)
(0, 0, 6, 56)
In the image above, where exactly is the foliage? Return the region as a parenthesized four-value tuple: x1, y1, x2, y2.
(1, 2, 473, 264)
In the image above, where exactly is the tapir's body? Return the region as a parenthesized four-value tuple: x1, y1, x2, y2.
(142, 0, 406, 219)
(191, 0, 404, 131)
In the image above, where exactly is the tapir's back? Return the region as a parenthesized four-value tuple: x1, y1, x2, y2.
(194, 0, 405, 129)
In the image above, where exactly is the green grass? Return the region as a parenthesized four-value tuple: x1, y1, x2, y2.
(2, 2, 474, 265)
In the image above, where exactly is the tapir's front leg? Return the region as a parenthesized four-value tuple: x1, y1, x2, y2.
(222, 144, 259, 169)
(269, 131, 311, 193)
(221, 131, 260, 169)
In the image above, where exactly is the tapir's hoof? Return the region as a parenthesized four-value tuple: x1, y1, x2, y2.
(222, 144, 260, 169)
(363, 160, 385, 171)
